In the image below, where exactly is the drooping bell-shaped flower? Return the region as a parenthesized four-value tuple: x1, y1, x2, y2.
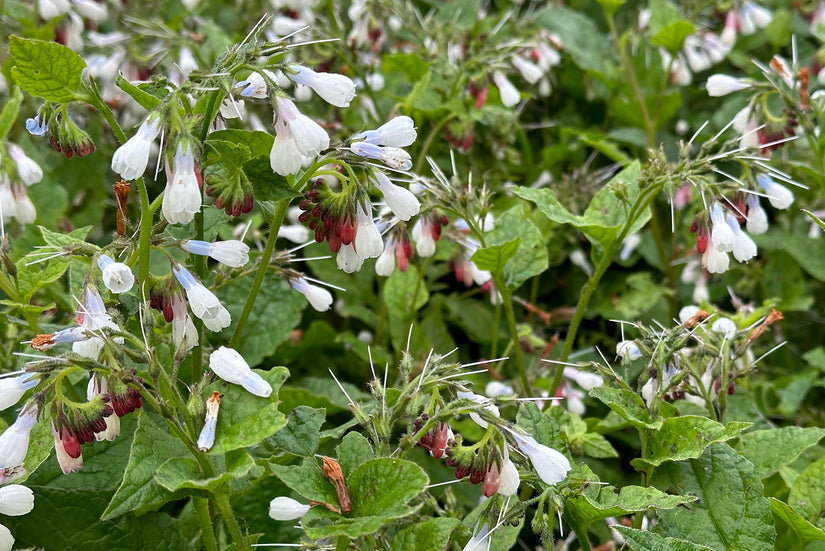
(616, 340, 642, 361)
(12, 186, 36, 225)
(51, 421, 82, 474)
(0, 406, 38, 470)
(757, 174, 794, 210)
(0, 373, 38, 412)
(269, 496, 311, 521)
(274, 96, 330, 160)
(8, 144, 43, 185)
(170, 292, 198, 352)
(512, 54, 544, 84)
(209, 347, 272, 398)
(372, 172, 419, 221)
(163, 142, 202, 225)
(712, 318, 738, 339)
(290, 277, 333, 312)
(336, 243, 364, 273)
(181, 239, 250, 268)
(97, 254, 135, 294)
(505, 428, 571, 485)
(726, 214, 757, 262)
(562, 367, 603, 390)
(38, 0, 71, 19)
(746, 196, 768, 234)
(0, 484, 34, 516)
(492, 71, 519, 107)
(709, 203, 734, 252)
(286, 65, 356, 107)
(703, 241, 730, 274)
(111, 115, 162, 180)
(497, 450, 520, 496)
(354, 116, 417, 147)
(172, 265, 231, 332)
(706, 74, 751, 96)
(353, 202, 384, 260)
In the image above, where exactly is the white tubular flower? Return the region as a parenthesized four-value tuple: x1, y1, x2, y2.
(712, 318, 737, 339)
(97, 254, 135, 294)
(492, 71, 520, 107)
(570, 249, 593, 275)
(8, 145, 43, 185)
(290, 277, 333, 312)
(269, 496, 311, 521)
(73, 286, 120, 360)
(721, 10, 738, 45)
(12, 187, 36, 225)
(286, 65, 356, 107)
(269, 119, 307, 176)
(354, 116, 417, 147)
(172, 265, 231, 332)
(740, 1, 772, 32)
(0, 485, 34, 516)
(73, 0, 108, 21)
(236, 72, 268, 98)
(171, 292, 198, 352)
(375, 236, 397, 276)
(274, 97, 329, 159)
(506, 428, 571, 485)
(746, 196, 768, 234)
(0, 374, 38, 412)
(197, 392, 221, 452)
(86, 377, 119, 441)
(706, 74, 751, 97)
(733, 106, 759, 148)
(485, 381, 514, 397)
(38, 0, 71, 19)
(512, 54, 544, 84)
(563, 367, 603, 390)
(181, 240, 250, 268)
(497, 452, 521, 496)
(2, 181, 22, 221)
(209, 347, 272, 398)
(709, 203, 734, 252)
(456, 391, 500, 428)
(354, 203, 384, 259)
(336, 243, 364, 273)
(350, 142, 413, 171)
(163, 143, 202, 225)
(372, 172, 419, 221)
(412, 218, 436, 257)
(616, 340, 642, 361)
(111, 116, 161, 181)
(679, 305, 700, 324)
(757, 175, 794, 210)
(177, 47, 198, 80)
(703, 242, 730, 274)
(726, 214, 757, 262)
(0, 406, 38, 470)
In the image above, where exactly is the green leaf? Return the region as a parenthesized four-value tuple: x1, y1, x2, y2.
(155, 450, 255, 492)
(301, 458, 428, 539)
(0, 87, 23, 140)
(486, 207, 549, 289)
(336, 432, 375, 478)
(9, 35, 88, 103)
(589, 387, 662, 431)
(222, 276, 306, 366)
(384, 264, 429, 318)
(788, 455, 825, 521)
(595, 0, 625, 17)
(115, 73, 163, 110)
(648, 0, 695, 52)
(615, 527, 714, 551)
(535, 8, 609, 76)
(270, 457, 338, 504)
(653, 443, 776, 551)
(631, 417, 751, 472)
(803, 209, 825, 233)
(268, 406, 325, 457)
(103, 411, 189, 520)
(209, 129, 274, 158)
(566, 485, 696, 529)
(736, 427, 825, 479)
(243, 157, 301, 201)
(470, 237, 521, 274)
(204, 367, 289, 454)
(770, 497, 825, 546)
(579, 432, 619, 458)
(389, 517, 460, 550)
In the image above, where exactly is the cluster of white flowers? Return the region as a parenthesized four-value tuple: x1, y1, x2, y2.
(1, 144, 42, 226)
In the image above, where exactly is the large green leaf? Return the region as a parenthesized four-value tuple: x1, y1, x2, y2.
(390, 517, 460, 550)
(102, 411, 189, 520)
(9, 36, 88, 103)
(589, 387, 661, 430)
(632, 417, 751, 472)
(736, 427, 825, 479)
(653, 443, 776, 551)
(534, 8, 610, 76)
(270, 457, 339, 504)
(336, 432, 375, 478)
(486, 207, 549, 289)
(204, 367, 289, 454)
(155, 450, 256, 493)
(770, 497, 825, 547)
(566, 485, 696, 529)
(222, 276, 306, 367)
(648, 0, 694, 52)
(615, 527, 713, 551)
(267, 406, 325, 457)
(470, 237, 520, 275)
(788, 455, 825, 522)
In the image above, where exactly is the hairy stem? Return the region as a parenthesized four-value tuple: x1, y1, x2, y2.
(215, 492, 249, 551)
(194, 497, 219, 551)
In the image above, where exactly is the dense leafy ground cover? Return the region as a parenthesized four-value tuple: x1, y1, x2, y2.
(2, 0, 825, 550)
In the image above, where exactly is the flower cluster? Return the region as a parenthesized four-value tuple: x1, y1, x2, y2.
(0, 143, 42, 226)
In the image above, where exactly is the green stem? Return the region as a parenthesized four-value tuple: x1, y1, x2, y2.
(194, 497, 219, 551)
(91, 95, 127, 144)
(491, 298, 502, 358)
(215, 492, 249, 551)
(229, 199, 289, 348)
(572, 523, 592, 551)
(496, 281, 532, 397)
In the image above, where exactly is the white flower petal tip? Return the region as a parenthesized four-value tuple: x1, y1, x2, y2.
(269, 496, 311, 521)
(208, 347, 272, 397)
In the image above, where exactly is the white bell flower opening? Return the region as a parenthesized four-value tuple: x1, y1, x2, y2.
(97, 254, 135, 294)
(209, 347, 272, 398)
(111, 116, 161, 181)
(163, 143, 202, 225)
